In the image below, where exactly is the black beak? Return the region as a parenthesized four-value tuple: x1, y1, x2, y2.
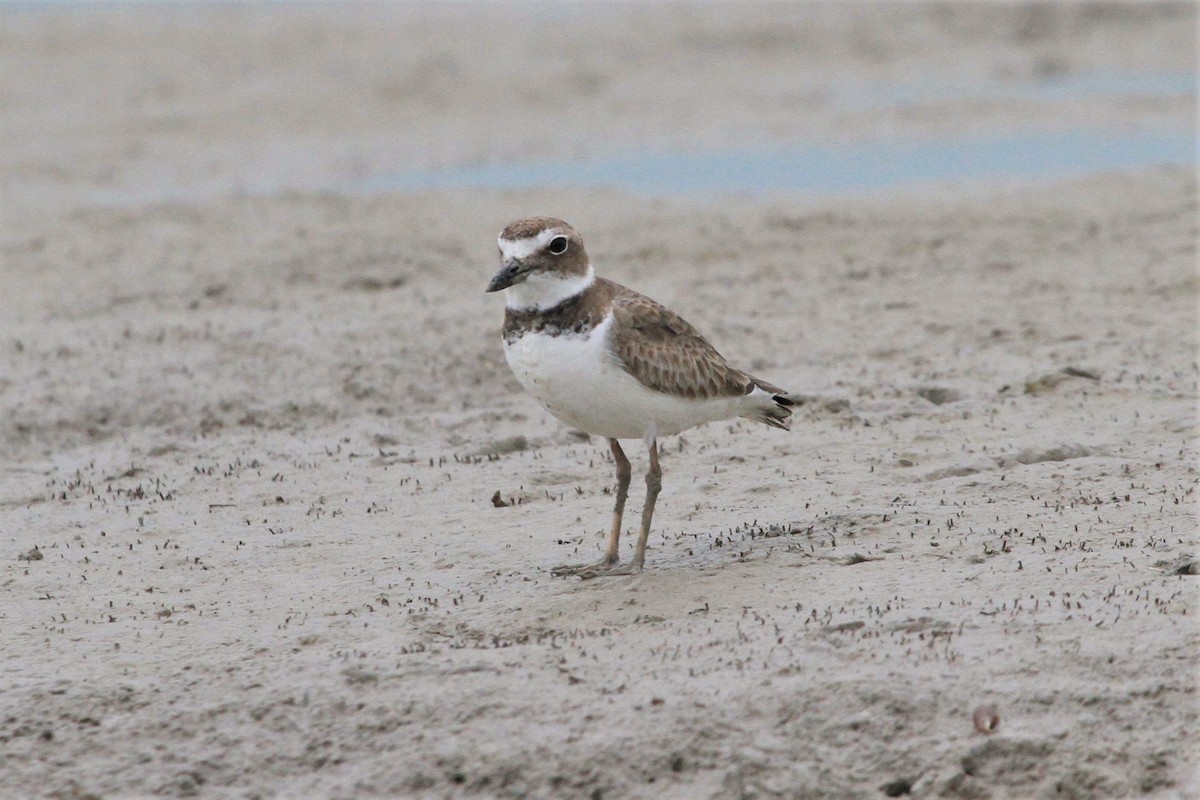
(486, 260, 525, 293)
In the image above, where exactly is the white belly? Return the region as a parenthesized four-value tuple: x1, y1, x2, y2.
(502, 314, 744, 439)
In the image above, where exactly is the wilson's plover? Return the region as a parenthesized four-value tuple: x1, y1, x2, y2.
(487, 217, 794, 578)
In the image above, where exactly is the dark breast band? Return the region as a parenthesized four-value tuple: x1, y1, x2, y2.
(502, 282, 612, 343)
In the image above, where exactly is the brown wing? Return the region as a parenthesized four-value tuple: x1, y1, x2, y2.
(606, 282, 756, 400)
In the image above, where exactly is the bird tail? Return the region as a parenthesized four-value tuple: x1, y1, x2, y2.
(742, 378, 797, 431)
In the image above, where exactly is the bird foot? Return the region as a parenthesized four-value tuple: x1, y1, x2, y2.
(551, 558, 642, 580)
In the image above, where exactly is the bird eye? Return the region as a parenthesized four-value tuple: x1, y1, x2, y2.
(547, 236, 569, 255)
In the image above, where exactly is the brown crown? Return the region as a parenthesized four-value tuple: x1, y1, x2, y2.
(500, 216, 577, 241)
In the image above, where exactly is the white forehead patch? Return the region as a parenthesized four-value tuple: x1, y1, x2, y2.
(498, 228, 561, 262)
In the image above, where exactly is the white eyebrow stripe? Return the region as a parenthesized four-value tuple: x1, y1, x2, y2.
(498, 228, 560, 262)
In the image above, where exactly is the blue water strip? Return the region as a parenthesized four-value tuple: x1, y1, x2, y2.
(363, 129, 1196, 196)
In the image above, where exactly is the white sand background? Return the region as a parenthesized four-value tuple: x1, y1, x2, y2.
(1, 4, 1197, 799)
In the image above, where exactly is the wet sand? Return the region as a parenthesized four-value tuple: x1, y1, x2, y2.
(1, 4, 1197, 799)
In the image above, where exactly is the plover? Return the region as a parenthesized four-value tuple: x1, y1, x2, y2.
(487, 217, 794, 578)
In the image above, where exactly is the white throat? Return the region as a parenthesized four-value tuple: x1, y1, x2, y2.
(505, 265, 595, 312)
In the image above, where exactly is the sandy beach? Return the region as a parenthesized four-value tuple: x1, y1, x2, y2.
(1, 4, 1197, 799)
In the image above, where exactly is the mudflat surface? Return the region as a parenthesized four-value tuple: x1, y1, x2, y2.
(1, 4, 1196, 799)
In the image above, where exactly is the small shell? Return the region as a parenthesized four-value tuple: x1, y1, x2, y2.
(972, 704, 1000, 734)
